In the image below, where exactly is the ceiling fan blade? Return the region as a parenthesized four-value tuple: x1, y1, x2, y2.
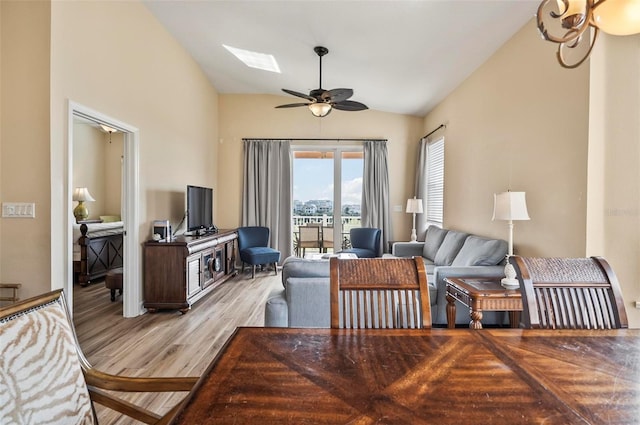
(275, 102, 310, 108)
(322, 88, 353, 103)
(282, 88, 315, 101)
(332, 100, 368, 111)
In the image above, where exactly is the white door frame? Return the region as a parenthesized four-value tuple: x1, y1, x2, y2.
(61, 100, 141, 317)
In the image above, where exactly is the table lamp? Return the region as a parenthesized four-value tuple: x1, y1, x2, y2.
(406, 197, 423, 242)
(73, 187, 96, 223)
(492, 191, 530, 289)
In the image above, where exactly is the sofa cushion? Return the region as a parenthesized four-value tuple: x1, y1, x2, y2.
(434, 231, 468, 266)
(451, 236, 508, 267)
(422, 226, 449, 261)
(281, 256, 330, 287)
(420, 257, 436, 276)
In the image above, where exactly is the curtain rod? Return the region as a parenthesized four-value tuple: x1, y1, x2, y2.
(242, 138, 387, 142)
(422, 123, 446, 140)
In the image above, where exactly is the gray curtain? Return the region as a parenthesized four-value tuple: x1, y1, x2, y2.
(361, 140, 392, 254)
(414, 138, 428, 241)
(242, 139, 293, 259)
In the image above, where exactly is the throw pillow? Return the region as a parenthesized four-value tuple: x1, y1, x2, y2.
(434, 231, 468, 266)
(100, 215, 121, 223)
(451, 236, 508, 267)
(422, 226, 449, 261)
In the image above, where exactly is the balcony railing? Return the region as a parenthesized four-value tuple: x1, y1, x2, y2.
(292, 215, 362, 253)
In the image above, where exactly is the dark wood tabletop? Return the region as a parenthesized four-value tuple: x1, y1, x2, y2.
(169, 327, 640, 424)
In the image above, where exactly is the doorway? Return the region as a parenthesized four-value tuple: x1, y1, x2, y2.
(292, 143, 363, 255)
(65, 101, 140, 317)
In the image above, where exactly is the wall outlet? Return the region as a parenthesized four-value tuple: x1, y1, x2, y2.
(2, 202, 35, 218)
(635, 301, 640, 309)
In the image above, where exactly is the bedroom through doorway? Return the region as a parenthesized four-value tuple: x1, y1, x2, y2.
(65, 102, 140, 318)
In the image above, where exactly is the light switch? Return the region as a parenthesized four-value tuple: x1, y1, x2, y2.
(2, 202, 36, 218)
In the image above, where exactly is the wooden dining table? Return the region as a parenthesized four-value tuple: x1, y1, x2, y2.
(168, 327, 640, 424)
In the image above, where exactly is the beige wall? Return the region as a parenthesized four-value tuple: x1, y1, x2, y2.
(217, 94, 423, 241)
(0, 1, 51, 298)
(424, 19, 590, 257)
(587, 33, 640, 327)
(72, 123, 123, 219)
(104, 132, 124, 217)
(0, 0, 219, 300)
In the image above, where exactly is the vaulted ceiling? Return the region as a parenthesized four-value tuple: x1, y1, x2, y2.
(144, 1, 539, 117)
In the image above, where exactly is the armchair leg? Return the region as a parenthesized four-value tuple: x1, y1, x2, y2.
(273, 262, 278, 275)
(252, 265, 256, 279)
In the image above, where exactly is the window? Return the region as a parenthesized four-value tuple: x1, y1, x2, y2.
(426, 137, 444, 226)
(291, 145, 364, 253)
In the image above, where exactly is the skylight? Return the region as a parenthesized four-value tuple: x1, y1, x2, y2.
(223, 45, 280, 73)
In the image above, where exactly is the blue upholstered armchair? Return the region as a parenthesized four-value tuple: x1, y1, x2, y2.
(237, 226, 281, 278)
(341, 227, 382, 258)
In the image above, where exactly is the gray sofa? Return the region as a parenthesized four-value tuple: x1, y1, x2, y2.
(390, 226, 508, 325)
(265, 227, 508, 327)
(264, 256, 332, 328)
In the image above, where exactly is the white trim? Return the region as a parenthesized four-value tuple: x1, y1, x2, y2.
(63, 101, 142, 317)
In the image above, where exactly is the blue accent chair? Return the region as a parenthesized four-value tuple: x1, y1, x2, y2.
(341, 227, 382, 258)
(237, 226, 281, 279)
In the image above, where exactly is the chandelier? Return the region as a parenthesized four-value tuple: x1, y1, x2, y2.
(537, 0, 640, 68)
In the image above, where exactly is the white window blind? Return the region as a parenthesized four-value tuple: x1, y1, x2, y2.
(426, 137, 444, 226)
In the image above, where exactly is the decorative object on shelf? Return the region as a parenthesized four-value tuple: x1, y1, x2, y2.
(72, 187, 95, 223)
(492, 191, 530, 289)
(537, 0, 640, 68)
(276, 46, 368, 117)
(405, 197, 423, 242)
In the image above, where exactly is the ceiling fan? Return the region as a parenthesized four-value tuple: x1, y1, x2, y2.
(276, 46, 368, 117)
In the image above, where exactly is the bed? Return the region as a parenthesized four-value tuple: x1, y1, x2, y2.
(73, 220, 124, 286)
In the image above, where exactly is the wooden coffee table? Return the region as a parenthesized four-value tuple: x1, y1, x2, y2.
(445, 277, 522, 329)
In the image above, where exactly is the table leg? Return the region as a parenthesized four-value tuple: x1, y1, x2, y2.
(509, 311, 521, 328)
(469, 309, 483, 330)
(446, 293, 456, 329)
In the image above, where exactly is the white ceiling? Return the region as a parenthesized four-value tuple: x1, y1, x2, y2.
(144, 0, 540, 117)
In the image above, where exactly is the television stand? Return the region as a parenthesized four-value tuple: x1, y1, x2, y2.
(143, 229, 237, 313)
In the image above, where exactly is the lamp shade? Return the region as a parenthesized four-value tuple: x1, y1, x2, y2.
(72, 187, 96, 202)
(309, 102, 332, 117)
(492, 191, 530, 221)
(406, 198, 424, 214)
(593, 0, 640, 36)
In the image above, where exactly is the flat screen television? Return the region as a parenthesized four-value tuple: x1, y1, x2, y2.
(187, 185, 215, 235)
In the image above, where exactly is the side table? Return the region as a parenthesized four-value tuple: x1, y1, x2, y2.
(445, 277, 522, 329)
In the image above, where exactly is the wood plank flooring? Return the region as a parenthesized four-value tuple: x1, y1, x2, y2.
(73, 268, 282, 425)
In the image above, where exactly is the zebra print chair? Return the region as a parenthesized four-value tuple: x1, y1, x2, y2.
(0, 290, 197, 424)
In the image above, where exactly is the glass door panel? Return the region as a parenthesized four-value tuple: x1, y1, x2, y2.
(292, 146, 363, 256)
(339, 151, 363, 250)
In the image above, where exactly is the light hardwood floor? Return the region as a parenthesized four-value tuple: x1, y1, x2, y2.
(73, 268, 282, 425)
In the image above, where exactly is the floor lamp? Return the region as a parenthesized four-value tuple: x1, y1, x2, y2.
(492, 191, 530, 289)
(406, 197, 423, 242)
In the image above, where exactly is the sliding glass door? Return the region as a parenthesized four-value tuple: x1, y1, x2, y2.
(292, 144, 363, 256)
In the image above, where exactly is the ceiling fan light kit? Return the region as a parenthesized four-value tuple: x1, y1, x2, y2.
(537, 0, 640, 68)
(276, 46, 368, 117)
